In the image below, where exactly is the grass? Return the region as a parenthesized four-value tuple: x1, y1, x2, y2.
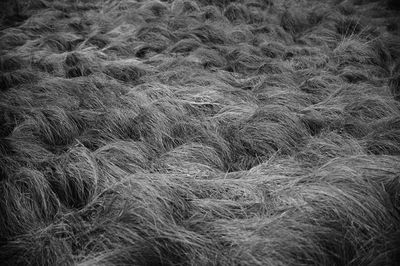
(1, 0, 400, 265)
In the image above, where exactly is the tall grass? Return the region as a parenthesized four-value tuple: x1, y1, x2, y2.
(1, 0, 400, 265)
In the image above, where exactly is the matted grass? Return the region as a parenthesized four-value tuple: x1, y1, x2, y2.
(1, 0, 400, 265)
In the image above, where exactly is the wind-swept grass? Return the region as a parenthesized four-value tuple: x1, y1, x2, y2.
(1, 0, 400, 265)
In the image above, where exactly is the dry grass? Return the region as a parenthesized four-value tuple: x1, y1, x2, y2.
(1, 0, 400, 265)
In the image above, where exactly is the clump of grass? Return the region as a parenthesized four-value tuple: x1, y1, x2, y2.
(0, 29, 29, 50)
(102, 59, 150, 83)
(259, 41, 286, 58)
(64, 49, 102, 78)
(190, 23, 227, 45)
(297, 131, 365, 165)
(0, 54, 25, 71)
(29, 106, 81, 147)
(136, 24, 174, 43)
(335, 16, 365, 37)
(0, 168, 60, 239)
(94, 140, 155, 176)
(333, 36, 379, 66)
(0, 227, 73, 266)
(192, 47, 227, 69)
(364, 116, 400, 155)
(339, 65, 373, 83)
(139, 0, 169, 18)
(171, 0, 200, 15)
(37, 32, 83, 53)
(169, 38, 202, 54)
(224, 44, 269, 74)
(159, 142, 225, 173)
(201, 5, 224, 22)
(223, 3, 249, 24)
(344, 95, 399, 122)
(280, 7, 309, 37)
(227, 26, 254, 44)
(0, 69, 37, 91)
(44, 145, 99, 208)
(221, 105, 309, 170)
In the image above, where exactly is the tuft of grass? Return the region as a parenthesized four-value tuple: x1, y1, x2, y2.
(0, 70, 37, 91)
(223, 3, 249, 24)
(192, 47, 227, 69)
(102, 59, 151, 83)
(364, 116, 400, 155)
(64, 49, 103, 78)
(0, 168, 60, 239)
(171, 0, 200, 15)
(280, 6, 309, 37)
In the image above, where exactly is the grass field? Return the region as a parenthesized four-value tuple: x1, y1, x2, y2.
(1, 0, 400, 265)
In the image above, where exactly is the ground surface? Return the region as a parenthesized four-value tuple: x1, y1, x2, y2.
(1, 0, 400, 265)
